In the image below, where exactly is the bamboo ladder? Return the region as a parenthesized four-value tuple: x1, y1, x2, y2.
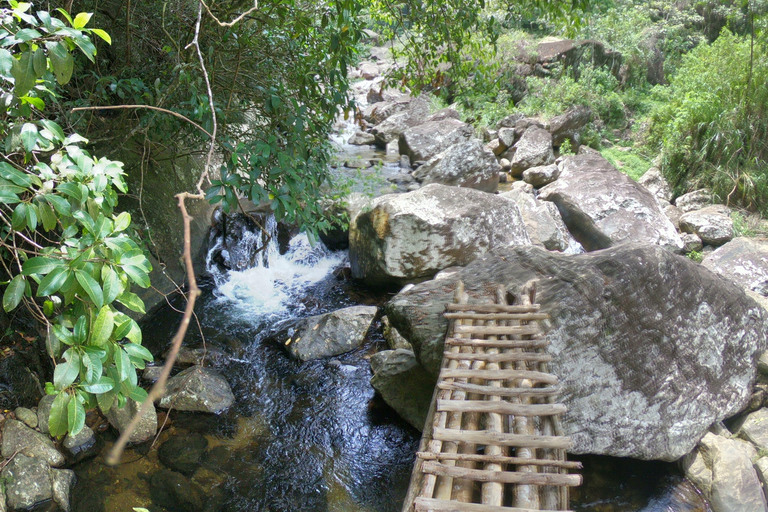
(402, 281, 582, 512)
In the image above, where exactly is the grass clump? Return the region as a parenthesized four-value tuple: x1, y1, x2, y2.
(600, 147, 653, 181)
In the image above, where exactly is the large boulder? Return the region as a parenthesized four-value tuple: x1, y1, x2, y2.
(676, 189, 712, 213)
(510, 126, 554, 175)
(370, 96, 430, 147)
(679, 205, 734, 247)
(349, 184, 531, 286)
(385, 244, 767, 460)
(398, 119, 474, 163)
(275, 305, 377, 361)
(703, 237, 768, 307)
(413, 139, 500, 193)
(363, 97, 412, 125)
(370, 349, 434, 430)
(539, 153, 684, 252)
(500, 189, 574, 252)
(638, 167, 673, 203)
(548, 106, 591, 147)
(158, 366, 234, 413)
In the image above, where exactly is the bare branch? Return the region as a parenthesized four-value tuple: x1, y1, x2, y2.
(71, 105, 214, 140)
(200, 0, 259, 28)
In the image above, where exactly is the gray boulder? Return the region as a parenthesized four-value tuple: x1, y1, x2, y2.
(347, 131, 376, 146)
(349, 184, 531, 286)
(685, 432, 767, 512)
(703, 237, 768, 305)
(158, 366, 235, 413)
(275, 305, 377, 361)
(14, 407, 37, 429)
(385, 244, 766, 460)
(105, 398, 158, 443)
(51, 468, 76, 512)
(497, 127, 516, 150)
(638, 167, 673, 203)
(363, 97, 411, 125)
(370, 349, 434, 430)
(382, 316, 412, 350)
(510, 126, 554, 175)
(1, 419, 64, 467)
(1, 454, 52, 510)
(681, 233, 704, 253)
(538, 153, 684, 252)
(63, 425, 97, 462)
(548, 106, 591, 147)
(676, 189, 712, 212)
(500, 189, 574, 252)
(371, 97, 430, 146)
(358, 61, 380, 80)
(413, 139, 500, 193)
(735, 408, 768, 451)
(522, 163, 560, 187)
(664, 203, 684, 230)
(37, 394, 55, 435)
(679, 205, 734, 246)
(398, 119, 474, 163)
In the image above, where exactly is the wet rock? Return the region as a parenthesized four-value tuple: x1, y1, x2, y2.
(358, 61, 380, 80)
(1, 454, 52, 510)
(159, 433, 209, 475)
(36, 394, 55, 435)
(679, 205, 734, 246)
(2, 419, 64, 466)
(143, 365, 164, 382)
(175, 346, 231, 367)
(538, 153, 683, 252)
(703, 237, 768, 307)
(501, 190, 573, 252)
(399, 154, 411, 170)
(150, 469, 206, 512)
(398, 119, 474, 162)
(371, 96, 430, 146)
(638, 167, 673, 203)
(159, 366, 234, 413)
(510, 126, 554, 176)
(385, 244, 767, 460)
(276, 305, 377, 361)
(14, 406, 37, 429)
(51, 468, 76, 512)
(350, 184, 531, 286)
(676, 189, 712, 213)
(105, 398, 158, 443)
(522, 163, 560, 187)
(370, 349, 434, 430)
(382, 316, 412, 351)
(548, 106, 591, 147)
(682, 233, 704, 254)
(412, 139, 500, 193)
(735, 408, 768, 451)
(686, 432, 767, 512)
(347, 131, 376, 146)
(63, 425, 97, 462)
(344, 158, 373, 169)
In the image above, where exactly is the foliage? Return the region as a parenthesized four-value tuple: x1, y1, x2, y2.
(686, 250, 704, 263)
(0, 1, 152, 436)
(600, 146, 652, 181)
(650, 29, 768, 213)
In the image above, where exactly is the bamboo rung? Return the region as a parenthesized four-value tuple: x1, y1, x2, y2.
(437, 381, 560, 398)
(439, 369, 558, 385)
(433, 427, 573, 450)
(436, 400, 567, 417)
(454, 325, 540, 336)
(444, 337, 549, 349)
(446, 304, 541, 313)
(444, 352, 553, 364)
(444, 312, 551, 321)
(415, 497, 573, 512)
(422, 461, 583, 486)
(417, 452, 583, 470)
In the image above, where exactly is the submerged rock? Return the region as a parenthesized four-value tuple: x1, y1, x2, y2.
(51, 468, 76, 512)
(105, 398, 158, 443)
(385, 244, 766, 460)
(158, 366, 235, 413)
(150, 469, 206, 512)
(159, 433, 209, 475)
(276, 305, 377, 361)
(63, 425, 97, 462)
(538, 153, 683, 252)
(349, 184, 531, 286)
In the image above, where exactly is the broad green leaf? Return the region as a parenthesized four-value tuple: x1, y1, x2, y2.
(90, 305, 113, 346)
(121, 264, 150, 289)
(20, 95, 44, 110)
(45, 323, 61, 358)
(25, 203, 37, 231)
(45, 41, 73, 85)
(73, 210, 96, 234)
(101, 266, 120, 305)
(125, 319, 141, 344)
(15, 28, 42, 41)
(72, 12, 92, 29)
(0, 190, 20, 204)
(39, 120, 66, 143)
(43, 194, 71, 215)
(52, 324, 74, 346)
(104, 236, 136, 254)
(89, 28, 111, 44)
(67, 394, 85, 435)
(3, 274, 25, 312)
(81, 376, 113, 394)
(123, 343, 153, 362)
(43, 300, 55, 317)
(85, 351, 103, 382)
(56, 182, 83, 203)
(22, 256, 62, 275)
(55, 8, 75, 27)
(72, 35, 96, 62)
(37, 199, 56, 231)
(75, 269, 103, 308)
(53, 360, 79, 390)
(11, 203, 26, 230)
(119, 250, 149, 269)
(32, 48, 46, 77)
(114, 347, 132, 382)
(37, 267, 68, 296)
(128, 385, 148, 403)
(11, 50, 35, 97)
(73, 315, 87, 344)
(48, 392, 71, 437)
(117, 291, 145, 314)
(20, 123, 38, 152)
(0, 49, 12, 74)
(113, 212, 130, 232)
(0, 162, 40, 187)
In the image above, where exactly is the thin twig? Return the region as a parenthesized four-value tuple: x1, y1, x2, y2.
(71, 105, 213, 140)
(200, 0, 259, 28)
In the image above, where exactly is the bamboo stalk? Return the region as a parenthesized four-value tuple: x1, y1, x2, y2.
(482, 289, 504, 507)
(444, 352, 553, 363)
(432, 428, 572, 449)
(422, 461, 582, 486)
(446, 304, 541, 313)
(414, 497, 574, 512)
(437, 381, 560, 398)
(444, 312, 550, 321)
(439, 369, 558, 385)
(437, 401, 566, 416)
(444, 337, 549, 349)
(416, 452, 582, 470)
(454, 325, 540, 336)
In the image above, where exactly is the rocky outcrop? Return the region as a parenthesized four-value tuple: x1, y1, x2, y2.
(510, 126, 555, 175)
(158, 366, 235, 413)
(385, 244, 766, 460)
(413, 139, 500, 193)
(735, 408, 768, 451)
(370, 349, 434, 430)
(275, 305, 377, 361)
(349, 184, 531, 286)
(500, 189, 574, 252)
(679, 205, 734, 246)
(398, 119, 474, 162)
(1, 454, 53, 510)
(538, 153, 684, 252)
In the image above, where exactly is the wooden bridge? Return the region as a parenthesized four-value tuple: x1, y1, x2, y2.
(401, 282, 582, 512)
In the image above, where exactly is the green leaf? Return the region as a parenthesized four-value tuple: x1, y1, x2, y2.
(72, 35, 96, 62)
(0, 49, 12, 74)
(52, 324, 74, 346)
(45, 323, 62, 358)
(45, 41, 73, 85)
(67, 394, 85, 435)
(48, 392, 71, 437)
(73, 210, 96, 234)
(11, 50, 35, 97)
(128, 386, 148, 403)
(89, 28, 111, 44)
(90, 305, 113, 346)
(55, 8, 75, 26)
(121, 264, 150, 289)
(37, 267, 68, 296)
(75, 269, 103, 308)
(84, 351, 103, 382)
(3, 275, 25, 312)
(0, 162, 40, 187)
(20, 123, 38, 152)
(114, 347, 132, 382)
(73, 315, 87, 344)
(32, 48, 46, 77)
(56, 182, 83, 203)
(44, 194, 71, 215)
(102, 266, 120, 305)
(116, 291, 145, 314)
(11, 203, 26, 230)
(37, 199, 56, 231)
(0, 190, 20, 205)
(20, 95, 44, 110)
(15, 28, 42, 42)
(123, 343, 153, 362)
(22, 256, 62, 276)
(81, 376, 113, 394)
(113, 211, 130, 232)
(39, 120, 66, 143)
(53, 360, 79, 390)
(25, 203, 37, 231)
(72, 12, 92, 29)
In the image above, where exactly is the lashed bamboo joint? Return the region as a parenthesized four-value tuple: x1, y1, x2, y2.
(402, 281, 581, 512)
